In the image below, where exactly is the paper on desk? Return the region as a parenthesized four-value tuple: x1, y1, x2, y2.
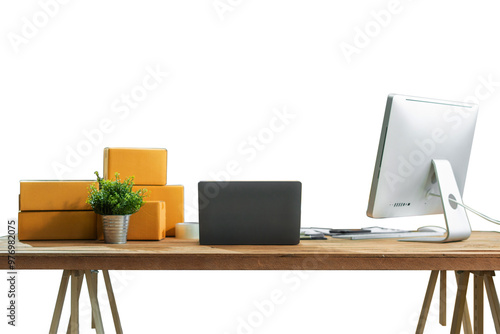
(300, 228, 332, 236)
(362, 226, 410, 233)
(332, 231, 444, 240)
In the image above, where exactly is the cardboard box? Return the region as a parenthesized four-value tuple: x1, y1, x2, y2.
(18, 211, 97, 240)
(20, 180, 97, 211)
(133, 185, 184, 237)
(104, 147, 167, 186)
(97, 201, 166, 241)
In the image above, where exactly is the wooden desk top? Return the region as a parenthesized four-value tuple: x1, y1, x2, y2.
(1, 231, 499, 271)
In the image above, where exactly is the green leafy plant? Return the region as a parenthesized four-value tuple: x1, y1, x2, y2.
(86, 171, 148, 215)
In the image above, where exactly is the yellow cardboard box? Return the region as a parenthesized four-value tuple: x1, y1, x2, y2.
(18, 211, 97, 240)
(96, 201, 166, 240)
(19, 180, 97, 211)
(104, 147, 167, 185)
(133, 185, 184, 237)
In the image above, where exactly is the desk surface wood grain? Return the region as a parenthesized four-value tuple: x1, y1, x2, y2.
(1, 232, 499, 270)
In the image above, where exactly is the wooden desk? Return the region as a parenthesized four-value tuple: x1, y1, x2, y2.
(1, 231, 500, 271)
(1, 231, 500, 334)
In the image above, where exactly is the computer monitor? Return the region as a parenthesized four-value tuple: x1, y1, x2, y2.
(367, 94, 479, 242)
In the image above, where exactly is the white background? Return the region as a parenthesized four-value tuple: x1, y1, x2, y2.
(1, 0, 500, 333)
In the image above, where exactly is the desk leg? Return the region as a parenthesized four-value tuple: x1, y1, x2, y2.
(440, 270, 447, 326)
(416, 270, 439, 334)
(70, 270, 83, 334)
(91, 270, 99, 329)
(484, 272, 500, 333)
(67, 271, 85, 334)
(49, 269, 124, 334)
(85, 270, 105, 334)
(49, 270, 71, 334)
(454, 271, 473, 334)
(474, 272, 484, 334)
(103, 270, 123, 334)
(450, 271, 470, 334)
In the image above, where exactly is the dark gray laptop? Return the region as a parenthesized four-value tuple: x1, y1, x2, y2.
(198, 181, 302, 245)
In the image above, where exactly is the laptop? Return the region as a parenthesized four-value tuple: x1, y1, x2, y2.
(198, 181, 302, 245)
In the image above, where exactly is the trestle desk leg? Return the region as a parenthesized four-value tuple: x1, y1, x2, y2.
(91, 270, 99, 330)
(440, 270, 447, 326)
(49, 269, 124, 334)
(484, 272, 500, 333)
(85, 270, 105, 334)
(416, 270, 439, 334)
(67, 271, 85, 334)
(454, 271, 473, 334)
(70, 270, 84, 334)
(450, 271, 470, 334)
(103, 270, 123, 334)
(49, 270, 71, 334)
(473, 272, 484, 334)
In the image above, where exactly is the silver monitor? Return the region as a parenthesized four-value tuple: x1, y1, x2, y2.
(367, 94, 479, 242)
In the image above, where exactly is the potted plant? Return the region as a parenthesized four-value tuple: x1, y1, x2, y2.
(87, 171, 147, 244)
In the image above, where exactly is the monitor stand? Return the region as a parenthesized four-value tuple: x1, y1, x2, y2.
(402, 159, 471, 243)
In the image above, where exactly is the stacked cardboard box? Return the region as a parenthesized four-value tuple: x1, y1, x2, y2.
(101, 147, 184, 239)
(103, 147, 167, 185)
(17, 147, 184, 241)
(18, 181, 98, 240)
(132, 184, 184, 237)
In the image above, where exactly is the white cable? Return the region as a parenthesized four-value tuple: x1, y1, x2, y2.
(430, 193, 500, 226)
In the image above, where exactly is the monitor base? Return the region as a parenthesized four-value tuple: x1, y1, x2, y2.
(401, 159, 471, 243)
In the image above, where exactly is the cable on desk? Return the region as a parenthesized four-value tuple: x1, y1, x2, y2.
(429, 193, 500, 226)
